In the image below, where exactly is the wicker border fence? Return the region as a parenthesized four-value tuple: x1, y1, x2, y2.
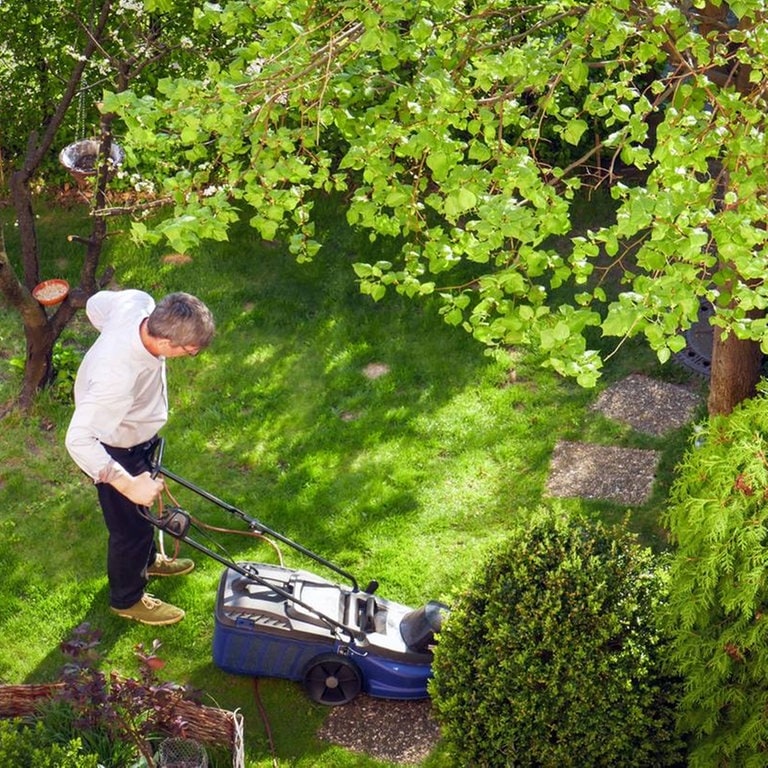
(0, 683, 244, 768)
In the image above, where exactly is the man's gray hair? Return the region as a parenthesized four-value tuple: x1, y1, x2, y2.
(147, 292, 215, 348)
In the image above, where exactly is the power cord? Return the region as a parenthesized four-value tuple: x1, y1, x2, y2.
(151, 485, 285, 566)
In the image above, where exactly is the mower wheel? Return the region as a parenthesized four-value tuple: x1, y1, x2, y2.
(302, 654, 362, 706)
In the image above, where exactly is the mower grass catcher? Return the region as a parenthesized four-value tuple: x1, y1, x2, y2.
(150, 441, 448, 706)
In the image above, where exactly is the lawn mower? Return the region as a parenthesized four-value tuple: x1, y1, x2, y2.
(148, 440, 448, 706)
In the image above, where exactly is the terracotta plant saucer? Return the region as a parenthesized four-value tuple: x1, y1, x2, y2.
(32, 278, 70, 306)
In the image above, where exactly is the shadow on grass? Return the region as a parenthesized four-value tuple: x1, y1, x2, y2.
(18, 584, 120, 683)
(147, 225, 564, 589)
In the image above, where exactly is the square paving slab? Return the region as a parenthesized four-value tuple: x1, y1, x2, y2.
(591, 373, 701, 437)
(546, 440, 661, 505)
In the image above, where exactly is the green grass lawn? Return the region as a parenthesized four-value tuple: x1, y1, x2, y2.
(0, 192, 703, 766)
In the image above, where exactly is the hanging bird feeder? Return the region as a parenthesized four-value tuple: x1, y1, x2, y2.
(59, 138, 124, 187)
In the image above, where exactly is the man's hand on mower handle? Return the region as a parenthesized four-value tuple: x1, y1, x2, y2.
(112, 471, 164, 506)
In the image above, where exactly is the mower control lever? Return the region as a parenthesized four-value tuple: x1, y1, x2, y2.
(155, 506, 191, 538)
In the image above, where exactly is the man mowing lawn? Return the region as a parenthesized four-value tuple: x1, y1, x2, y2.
(66, 289, 215, 626)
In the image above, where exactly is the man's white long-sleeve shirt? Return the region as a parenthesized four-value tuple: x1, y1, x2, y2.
(65, 290, 168, 482)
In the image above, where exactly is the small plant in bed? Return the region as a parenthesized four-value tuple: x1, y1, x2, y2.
(38, 623, 200, 768)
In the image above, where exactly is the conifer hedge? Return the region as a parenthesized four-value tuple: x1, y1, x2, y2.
(430, 507, 683, 767)
(665, 390, 768, 767)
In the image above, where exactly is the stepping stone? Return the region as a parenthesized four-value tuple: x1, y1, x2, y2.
(592, 373, 701, 436)
(546, 440, 661, 505)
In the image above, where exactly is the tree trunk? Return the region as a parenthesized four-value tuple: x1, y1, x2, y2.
(0, 0, 117, 412)
(0, 230, 52, 409)
(6, 167, 58, 408)
(707, 330, 763, 416)
(20, 320, 55, 409)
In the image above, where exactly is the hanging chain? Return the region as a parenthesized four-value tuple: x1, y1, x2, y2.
(77, 85, 86, 140)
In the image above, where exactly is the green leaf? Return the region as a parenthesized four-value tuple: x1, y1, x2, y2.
(602, 302, 644, 338)
(444, 188, 477, 218)
(444, 307, 463, 325)
(563, 119, 589, 146)
(353, 263, 374, 278)
(468, 141, 492, 162)
(385, 188, 410, 207)
(371, 283, 386, 301)
(426, 152, 450, 181)
(540, 322, 571, 350)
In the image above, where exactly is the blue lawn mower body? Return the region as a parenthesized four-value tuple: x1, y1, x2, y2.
(150, 441, 448, 706)
(213, 562, 445, 704)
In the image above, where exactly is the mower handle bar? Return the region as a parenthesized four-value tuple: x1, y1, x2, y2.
(149, 438, 360, 593)
(147, 512, 366, 643)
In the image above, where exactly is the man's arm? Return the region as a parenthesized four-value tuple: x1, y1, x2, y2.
(110, 470, 164, 506)
(65, 387, 163, 506)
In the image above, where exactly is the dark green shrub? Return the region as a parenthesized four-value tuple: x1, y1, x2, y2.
(0, 719, 98, 768)
(430, 506, 683, 767)
(664, 389, 768, 767)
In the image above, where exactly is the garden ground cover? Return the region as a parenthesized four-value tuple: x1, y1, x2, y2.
(0, 194, 704, 766)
